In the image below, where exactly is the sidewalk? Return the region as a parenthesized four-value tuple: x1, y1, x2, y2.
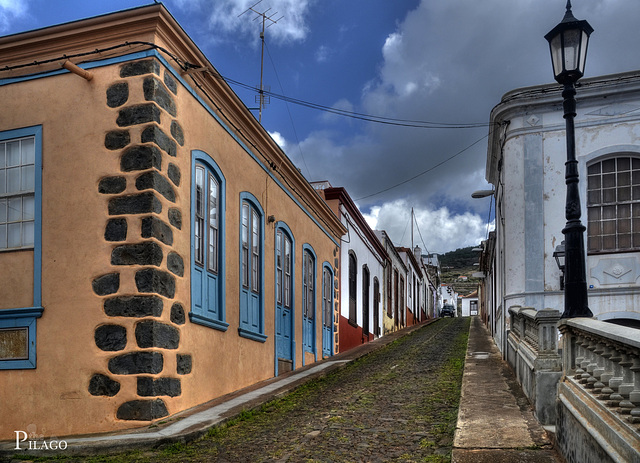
(0, 320, 432, 458)
(2, 317, 563, 461)
(452, 316, 562, 463)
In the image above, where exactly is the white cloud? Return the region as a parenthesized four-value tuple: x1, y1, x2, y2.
(315, 45, 331, 63)
(268, 130, 286, 149)
(0, 0, 27, 32)
(174, 0, 314, 45)
(363, 199, 492, 254)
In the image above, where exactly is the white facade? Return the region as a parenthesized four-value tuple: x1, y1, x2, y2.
(461, 291, 478, 317)
(338, 204, 385, 335)
(397, 247, 425, 324)
(484, 70, 640, 352)
(375, 230, 408, 333)
(318, 186, 386, 341)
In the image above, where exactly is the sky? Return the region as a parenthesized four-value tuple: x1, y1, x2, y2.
(3, 0, 640, 254)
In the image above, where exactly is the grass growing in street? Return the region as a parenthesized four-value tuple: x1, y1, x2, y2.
(9, 318, 471, 463)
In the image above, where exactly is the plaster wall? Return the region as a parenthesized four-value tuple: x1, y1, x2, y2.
(0, 52, 342, 439)
(336, 209, 384, 340)
(0, 64, 145, 437)
(174, 68, 340, 392)
(489, 77, 640, 355)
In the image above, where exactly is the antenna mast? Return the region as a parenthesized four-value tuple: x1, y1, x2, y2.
(239, 1, 283, 123)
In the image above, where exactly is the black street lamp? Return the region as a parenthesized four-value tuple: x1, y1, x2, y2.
(545, 0, 593, 318)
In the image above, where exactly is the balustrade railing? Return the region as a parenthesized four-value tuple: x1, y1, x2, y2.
(559, 319, 640, 430)
(507, 306, 562, 425)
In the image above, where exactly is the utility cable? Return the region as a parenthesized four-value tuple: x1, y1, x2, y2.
(263, 40, 312, 179)
(223, 74, 492, 129)
(354, 131, 490, 201)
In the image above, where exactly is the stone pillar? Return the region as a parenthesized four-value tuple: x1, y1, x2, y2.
(533, 308, 562, 425)
(91, 58, 190, 422)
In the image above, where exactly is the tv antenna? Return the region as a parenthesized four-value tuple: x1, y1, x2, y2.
(239, 0, 283, 123)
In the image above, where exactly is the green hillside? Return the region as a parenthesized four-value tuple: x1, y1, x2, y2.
(439, 246, 480, 298)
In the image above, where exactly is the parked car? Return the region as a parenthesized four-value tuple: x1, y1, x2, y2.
(441, 305, 455, 317)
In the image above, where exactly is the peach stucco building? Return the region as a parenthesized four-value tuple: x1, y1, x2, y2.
(0, 4, 345, 439)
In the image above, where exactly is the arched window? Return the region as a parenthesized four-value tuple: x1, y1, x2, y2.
(373, 277, 380, 336)
(239, 192, 265, 342)
(362, 265, 370, 334)
(302, 245, 316, 356)
(348, 252, 357, 325)
(587, 156, 640, 253)
(190, 151, 227, 331)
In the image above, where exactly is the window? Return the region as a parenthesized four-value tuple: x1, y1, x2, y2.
(322, 263, 334, 357)
(386, 266, 392, 317)
(190, 152, 227, 331)
(322, 266, 332, 330)
(0, 135, 35, 249)
(587, 156, 640, 253)
(393, 269, 399, 323)
(276, 229, 293, 310)
(302, 246, 316, 354)
(0, 126, 43, 370)
(348, 252, 357, 325)
(303, 250, 315, 321)
(373, 277, 380, 336)
(362, 265, 370, 334)
(239, 193, 265, 342)
(400, 275, 405, 326)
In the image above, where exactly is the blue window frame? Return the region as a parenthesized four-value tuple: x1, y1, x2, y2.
(322, 262, 334, 358)
(189, 151, 228, 331)
(302, 244, 316, 360)
(0, 126, 43, 370)
(275, 222, 295, 373)
(239, 192, 266, 342)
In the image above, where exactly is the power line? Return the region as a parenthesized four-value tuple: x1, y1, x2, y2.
(354, 131, 491, 201)
(263, 40, 312, 179)
(220, 75, 492, 129)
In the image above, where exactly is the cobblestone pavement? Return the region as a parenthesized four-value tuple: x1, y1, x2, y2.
(10, 318, 470, 463)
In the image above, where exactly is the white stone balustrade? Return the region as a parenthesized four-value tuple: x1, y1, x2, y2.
(507, 306, 562, 425)
(557, 318, 640, 463)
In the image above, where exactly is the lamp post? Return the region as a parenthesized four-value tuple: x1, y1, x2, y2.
(545, 0, 593, 318)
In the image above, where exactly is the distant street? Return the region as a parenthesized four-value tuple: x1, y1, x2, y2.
(15, 318, 470, 463)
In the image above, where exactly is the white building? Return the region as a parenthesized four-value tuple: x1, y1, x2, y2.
(315, 184, 387, 352)
(397, 247, 425, 325)
(460, 290, 479, 317)
(375, 230, 408, 333)
(483, 70, 640, 352)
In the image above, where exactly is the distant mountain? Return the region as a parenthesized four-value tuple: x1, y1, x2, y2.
(439, 246, 478, 270)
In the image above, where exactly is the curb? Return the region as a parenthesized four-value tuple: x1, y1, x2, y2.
(1, 319, 438, 459)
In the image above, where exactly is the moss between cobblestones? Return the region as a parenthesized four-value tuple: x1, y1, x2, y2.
(12, 318, 470, 463)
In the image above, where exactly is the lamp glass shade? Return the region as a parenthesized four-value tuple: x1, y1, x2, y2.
(553, 243, 566, 271)
(544, 5, 593, 84)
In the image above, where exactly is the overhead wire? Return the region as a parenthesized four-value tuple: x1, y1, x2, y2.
(0, 40, 516, 238)
(222, 73, 492, 129)
(354, 130, 491, 201)
(263, 40, 312, 179)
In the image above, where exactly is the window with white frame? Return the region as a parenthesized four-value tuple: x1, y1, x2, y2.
(0, 136, 35, 249)
(587, 156, 640, 253)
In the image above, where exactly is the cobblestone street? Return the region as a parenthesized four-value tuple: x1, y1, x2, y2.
(9, 318, 469, 463)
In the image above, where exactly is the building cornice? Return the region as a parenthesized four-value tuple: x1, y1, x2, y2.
(323, 187, 388, 260)
(487, 70, 640, 184)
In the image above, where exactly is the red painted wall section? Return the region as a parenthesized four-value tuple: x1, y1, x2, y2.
(339, 315, 372, 352)
(407, 310, 416, 326)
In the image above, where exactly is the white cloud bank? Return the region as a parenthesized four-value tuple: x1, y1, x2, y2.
(173, 0, 314, 45)
(362, 199, 493, 254)
(0, 0, 28, 32)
